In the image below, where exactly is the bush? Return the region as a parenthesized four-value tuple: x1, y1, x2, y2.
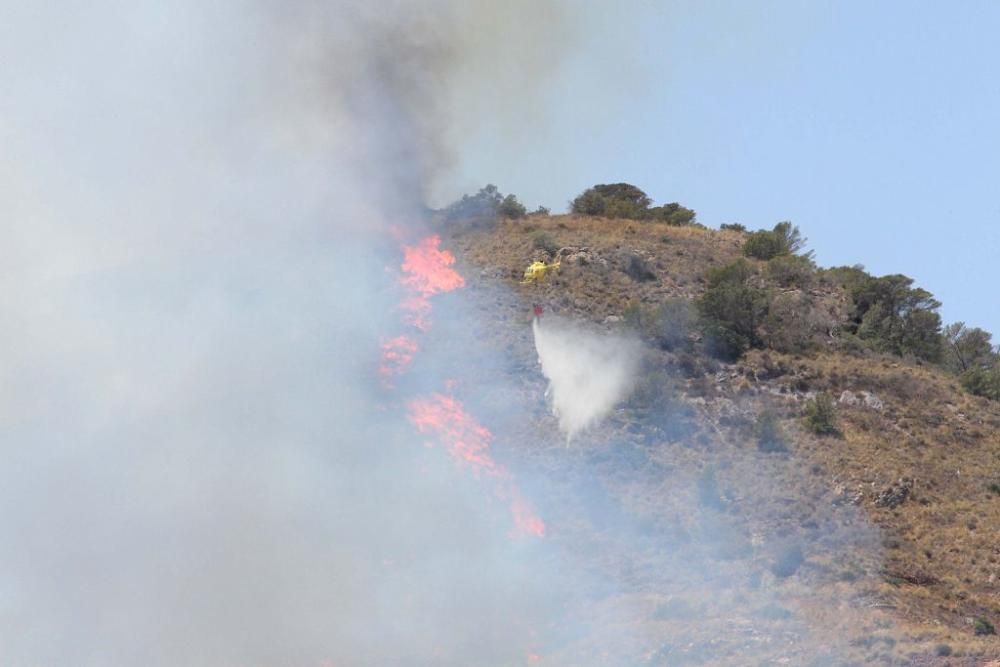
(772, 221, 808, 255)
(763, 292, 822, 355)
(767, 254, 816, 288)
(720, 223, 747, 233)
(624, 253, 657, 282)
(804, 393, 838, 435)
(961, 366, 1000, 401)
(848, 274, 943, 361)
(743, 221, 809, 260)
(530, 205, 550, 216)
(819, 264, 869, 290)
(697, 259, 769, 360)
(442, 184, 526, 224)
(974, 617, 996, 636)
(942, 322, 994, 373)
(755, 410, 786, 452)
(569, 183, 697, 224)
(743, 230, 787, 260)
(649, 202, 696, 226)
(498, 194, 527, 218)
(571, 183, 651, 218)
(530, 230, 559, 255)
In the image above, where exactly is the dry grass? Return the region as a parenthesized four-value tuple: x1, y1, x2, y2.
(447, 214, 1000, 664)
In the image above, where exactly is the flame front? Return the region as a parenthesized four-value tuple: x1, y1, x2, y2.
(399, 235, 465, 331)
(378, 233, 544, 538)
(408, 393, 545, 538)
(379, 335, 419, 381)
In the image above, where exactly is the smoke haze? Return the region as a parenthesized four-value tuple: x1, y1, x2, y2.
(0, 2, 899, 664)
(0, 1, 579, 664)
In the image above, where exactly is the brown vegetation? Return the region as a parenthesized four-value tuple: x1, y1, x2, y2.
(447, 214, 1000, 664)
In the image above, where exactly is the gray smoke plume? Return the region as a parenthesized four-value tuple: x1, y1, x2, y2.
(0, 2, 897, 664)
(0, 1, 577, 664)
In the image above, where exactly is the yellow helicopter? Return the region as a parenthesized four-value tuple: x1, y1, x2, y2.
(520, 259, 561, 285)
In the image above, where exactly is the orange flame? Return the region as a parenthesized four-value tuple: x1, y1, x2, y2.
(379, 335, 419, 381)
(408, 392, 545, 537)
(399, 235, 465, 331)
(380, 234, 544, 538)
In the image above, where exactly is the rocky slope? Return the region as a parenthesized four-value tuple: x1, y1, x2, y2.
(444, 214, 1000, 665)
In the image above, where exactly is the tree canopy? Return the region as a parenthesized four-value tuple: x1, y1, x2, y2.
(570, 183, 696, 224)
(743, 221, 810, 260)
(847, 274, 943, 361)
(442, 184, 526, 224)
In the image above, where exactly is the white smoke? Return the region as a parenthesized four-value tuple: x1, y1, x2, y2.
(0, 1, 579, 664)
(532, 316, 640, 442)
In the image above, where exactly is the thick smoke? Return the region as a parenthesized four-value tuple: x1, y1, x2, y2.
(0, 2, 897, 664)
(0, 1, 575, 664)
(532, 317, 640, 442)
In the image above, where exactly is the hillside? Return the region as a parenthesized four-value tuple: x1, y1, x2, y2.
(444, 214, 1000, 665)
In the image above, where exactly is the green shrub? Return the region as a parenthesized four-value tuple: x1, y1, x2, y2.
(767, 254, 816, 288)
(743, 230, 787, 260)
(960, 366, 1000, 401)
(974, 617, 996, 636)
(772, 221, 808, 255)
(624, 253, 657, 282)
(987, 481, 1000, 495)
(934, 644, 952, 657)
(649, 202, 696, 226)
(720, 223, 747, 233)
(804, 393, 838, 435)
(819, 264, 869, 290)
(697, 259, 769, 360)
(743, 221, 809, 260)
(569, 183, 696, 224)
(763, 292, 820, 355)
(570, 183, 651, 218)
(942, 322, 994, 373)
(847, 274, 944, 361)
(530, 205, 550, 216)
(498, 194, 527, 218)
(530, 230, 559, 255)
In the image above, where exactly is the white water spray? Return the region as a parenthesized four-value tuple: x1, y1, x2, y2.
(532, 316, 639, 444)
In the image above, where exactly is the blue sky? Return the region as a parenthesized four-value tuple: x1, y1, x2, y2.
(450, 1, 1000, 337)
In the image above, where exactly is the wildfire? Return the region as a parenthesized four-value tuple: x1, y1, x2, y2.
(379, 335, 419, 381)
(408, 393, 545, 538)
(399, 235, 464, 331)
(380, 233, 544, 538)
